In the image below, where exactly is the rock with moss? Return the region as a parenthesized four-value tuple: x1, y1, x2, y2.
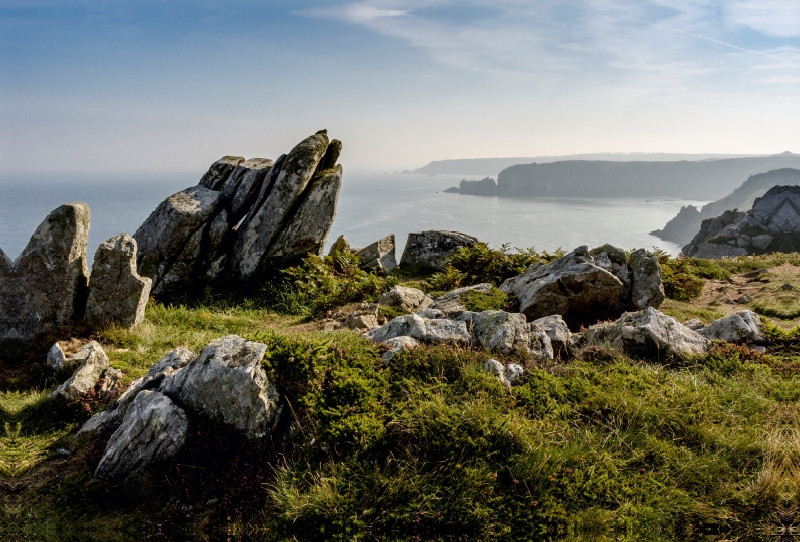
(345, 303, 380, 330)
(234, 131, 332, 278)
(500, 246, 623, 329)
(86, 233, 152, 329)
(1, 203, 90, 342)
(199, 156, 245, 190)
(458, 310, 532, 355)
(584, 307, 708, 360)
(399, 230, 479, 272)
(355, 234, 398, 272)
(160, 335, 281, 439)
(50, 341, 116, 402)
(366, 314, 470, 345)
(328, 235, 351, 256)
(531, 315, 572, 358)
(429, 283, 494, 318)
(697, 310, 765, 345)
(627, 249, 665, 310)
(379, 285, 433, 313)
(94, 390, 189, 483)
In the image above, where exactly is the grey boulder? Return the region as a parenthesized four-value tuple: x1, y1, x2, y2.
(531, 315, 572, 358)
(399, 230, 479, 271)
(94, 391, 188, 483)
(458, 310, 532, 355)
(50, 341, 116, 402)
(697, 310, 765, 344)
(381, 336, 420, 362)
(430, 283, 493, 318)
(584, 307, 708, 360)
(355, 234, 398, 272)
(86, 233, 152, 329)
(379, 285, 433, 313)
(365, 314, 470, 345)
(626, 249, 666, 310)
(160, 335, 280, 439)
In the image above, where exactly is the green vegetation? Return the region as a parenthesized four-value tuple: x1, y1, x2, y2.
(655, 252, 730, 301)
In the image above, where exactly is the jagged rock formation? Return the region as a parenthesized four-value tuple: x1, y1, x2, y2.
(400, 230, 479, 272)
(0, 203, 90, 342)
(49, 341, 122, 402)
(450, 177, 498, 196)
(653, 168, 800, 246)
(355, 234, 397, 272)
(86, 234, 152, 329)
(133, 131, 342, 296)
(327, 235, 351, 256)
(683, 185, 800, 258)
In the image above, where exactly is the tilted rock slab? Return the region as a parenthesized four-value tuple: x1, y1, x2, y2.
(0, 203, 90, 341)
(94, 390, 189, 483)
(627, 249, 666, 310)
(160, 335, 280, 439)
(399, 230, 479, 272)
(50, 341, 113, 402)
(584, 307, 708, 360)
(698, 310, 765, 344)
(365, 314, 471, 345)
(501, 246, 623, 329)
(355, 234, 398, 272)
(86, 233, 152, 329)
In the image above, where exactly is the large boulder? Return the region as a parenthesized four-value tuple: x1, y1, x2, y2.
(1, 203, 90, 341)
(94, 391, 188, 483)
(584, 307, 708, 360)
(429, 283, 493, 318)
(86, 234, 152, 329)
(379, 285, 432, 313)
(697, 310, 765, 345)
(399, 230, 479, 272)
(457, 310, 532, 355)
(355, 234, 398, 272)
(500, 247, 623, 329)
(233, 131, 332, 278)
(160, 335, 280, 439)
(50, 341, 118, 402)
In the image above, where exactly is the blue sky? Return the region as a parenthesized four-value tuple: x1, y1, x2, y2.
(1, 0, 799, 173)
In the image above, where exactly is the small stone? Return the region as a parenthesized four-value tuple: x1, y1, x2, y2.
(381, 336, 420, 362)
(737, 294, 753, 304)
(483, 359, 509, 386)
(781, 283, 794, 291)
(46, 343, 68, 372)
(505, 363, 524, 383)
(49, 341, 110, 402)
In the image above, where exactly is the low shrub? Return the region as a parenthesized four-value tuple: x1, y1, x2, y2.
(460, 286, 516, 312)
(656, 252, 730, 301)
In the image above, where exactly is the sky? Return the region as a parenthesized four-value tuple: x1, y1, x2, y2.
(1, 0, 799, 174)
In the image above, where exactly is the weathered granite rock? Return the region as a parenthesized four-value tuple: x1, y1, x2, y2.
(584, 307, 708, 360)
(500, 247, 623, 329)
(160, 335, 280, 439)
(505, 363, 524, 383)
(399, 230, 479, 271)
(365, 314, 470, 345)
(683, 318, 706, 331)
(590, 244, 631, 302)
(457, 310, 531, 355)
(697, 310, 765, 344)
(346, 311, 379, 330)
(483, 359, 509, 386)
(199, 156, 245, 190)
(355, 234, 397, 272)
(527, 323, 555, 360)
(134, 186, 220, 293)
(94, 391, 188, 482)
(627, 249, 666, 310)
(262, 164, 342, 268)
(416, 308, 445, 319)
(379, 286, 432, 312)
(328, 235, 351, 256)
(683, 185, 800, 258)
(219, 158, 274, 225)
(381, 336, 420, 362)
(1, 203, 90, 341)
(531, 315, 572, 358)
(429, 283, 493, 318)
(234, 132, 331, 278)
(46, 343, 68, 372)
(86, 234, 152, 329)
(50, 341, 111, 402)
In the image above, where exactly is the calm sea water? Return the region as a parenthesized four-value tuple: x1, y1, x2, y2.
(0, 172, 707, 267)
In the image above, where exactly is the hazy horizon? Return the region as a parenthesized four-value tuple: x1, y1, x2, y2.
(2, 1, 799, 174)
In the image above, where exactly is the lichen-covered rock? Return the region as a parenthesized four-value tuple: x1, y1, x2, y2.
(531, 315, 572, 358)
(1, 203, 90, 341)
(458, 310, 531, 355)
(219, 158, 274, 225)
(416, 308, 445, 319)
(697, 310, 765, 344)
(505, 363, 524, 383)
(328, 235, 351, 256)
(500, 246, 623, 329)
(584, 307, 708, 360)
(346, 312, 379, 330)
(627, 249, 665, 310)
(86, 233, 152, 329)
(50, 341, 111, 402)
(261, 164, 342, 268)
(133, 186, 220, 293)
(381, 336, 420, 362)
(399, 230, 479, 271)
(379, 285, 432, 313)
(46, 343, 68, 372)
(528, 323, 555, 360)
(365, 314, 470, 345)
(365, 314, 424, 343)
(94, 391, 188, 482)
(199, 156, 245, 190)
(430, 283, 493, 318)
(483, 359, 509, 386)
(355, 234, 398, 272)
(160, 335, 280, 438)
(234, 132, 331, 278)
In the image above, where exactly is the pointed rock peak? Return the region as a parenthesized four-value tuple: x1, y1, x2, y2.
(315, 129, 328, 135)
(317, 139, 343, 171)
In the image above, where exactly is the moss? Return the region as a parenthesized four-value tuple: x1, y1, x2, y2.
(460, 287, 515, 312)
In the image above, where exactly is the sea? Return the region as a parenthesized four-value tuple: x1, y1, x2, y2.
(0, 172, 708, 267)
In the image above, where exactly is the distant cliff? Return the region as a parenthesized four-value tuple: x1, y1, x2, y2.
(651, 168, 800, 246)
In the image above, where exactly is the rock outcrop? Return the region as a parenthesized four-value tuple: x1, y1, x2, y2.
(85, 234, 151, 329)
(94, 391, 188, 482)
(355, 234, 398, 272)
(683, 185, 800, 258)
(328, 235, 351, 256)
(132, 131, 343, 296)
(0, 203, 90, 341)
(399, 230, 479, 272)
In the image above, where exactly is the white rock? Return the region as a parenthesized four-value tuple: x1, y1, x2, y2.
(458, 310, 531, 355)
(381, 336, 420, 362)
(379, 285, 432, 312)
(531, 315, 572, 357)
(483, 359, 509, 386)
(698, 310, 765, 344)
(505, 363, 524, 383)
(50, 341, 110, 402)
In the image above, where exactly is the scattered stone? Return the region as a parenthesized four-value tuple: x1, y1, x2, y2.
(531, 315, 572, 358)
(430, 283, 493, 318)
(697, 310, 765, 345)
(328, 235, 351, 256)
(46, 343, 68, 372)
(86, 233, 152, 329)
(683, 318, 706, 331)
(737, 294, 753, 304)
(742, 268, 768, 280)
(160, 335, 280, 439)
(399, 230, 479, 272)
(346, 313, 379, 330)
(94, 391, 188, 483)
(379, 285, 433, 312)
(505, 363, 524, 383)
(483, 359, 509, 386)
(584, 307, 708, 360)
(381, 336, 420, 362)
(355, 234, 398, 272)
(723, 298, 736, 304)
(781, 283, 794, 291)
(50, 341, 112, 402)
